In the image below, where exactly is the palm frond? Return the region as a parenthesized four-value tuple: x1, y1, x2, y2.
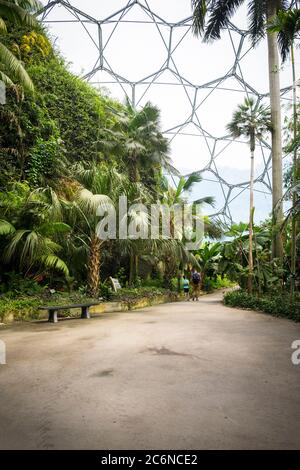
(193, 195, 215, 207)
(3, 229, 30, 263)
(0, 0, 41, 27)
(191, 0, 209, 36)
(0, 42, 33, 91)
(20, 230, 39, 265)
(267, 8, 300, 62)
(38, 222, 71, 236)
(0, 69, 13, 87)
(183, 171, 203, 191)
(77, 189, 113, 214)
(0, 16, 6, 32)
(0, 219, 15, 235)
(248, 0, 267, 44)
(204, 0, 244, 42)
(40, 254, 69, 277)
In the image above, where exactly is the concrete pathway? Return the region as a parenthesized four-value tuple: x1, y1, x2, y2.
(0, 291, 300, 449)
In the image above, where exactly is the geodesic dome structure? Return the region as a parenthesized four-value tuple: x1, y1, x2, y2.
(39, 0, 294, 225)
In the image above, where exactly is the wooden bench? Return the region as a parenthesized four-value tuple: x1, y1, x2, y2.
(40, 302, 100, 323)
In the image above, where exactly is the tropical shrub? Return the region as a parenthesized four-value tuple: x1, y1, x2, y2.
(224, 290, 300, 321)
(203, 275, 235, 292)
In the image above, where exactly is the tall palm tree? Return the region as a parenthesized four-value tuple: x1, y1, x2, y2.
(161, 171, 214, 206)
(191, 0, 290, 260)
(227, 97, 272, 292)
(161, 171, 222, 239)
(68, 163, 130, 297)
(195, 242, 222, 289)
(0, 0, 41, 91)
(104, 100, 178, 184)
(268, 8, 300, 293)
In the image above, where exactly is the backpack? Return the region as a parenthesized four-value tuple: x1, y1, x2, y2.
(192, 272, 201, 285)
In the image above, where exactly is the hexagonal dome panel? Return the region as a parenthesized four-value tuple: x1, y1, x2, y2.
(39, 0, 293, 224)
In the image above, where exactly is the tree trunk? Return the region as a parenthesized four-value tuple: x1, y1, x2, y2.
(88, 234, 101, 297)
(134, 254, 139, 283)
(129, 254, 134, 286)
(129, 152, 139, 183)
(248, 140, 255, 294)
(291, 43, 297, 296)
(266, 2, 283, 261)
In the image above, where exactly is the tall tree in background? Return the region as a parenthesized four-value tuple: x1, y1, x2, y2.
(227, 97, 272, 293)
(191, 0, 289, 261)
(69, 164, 130, 297)
(104, 100, 176, 184)
(268, 8, 300, 294)
(0, 0, 41, 90)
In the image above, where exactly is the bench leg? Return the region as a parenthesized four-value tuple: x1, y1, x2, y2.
(48, 310, 58, 323)
(81, 306, 90, 319)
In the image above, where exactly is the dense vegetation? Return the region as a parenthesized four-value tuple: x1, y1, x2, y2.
(0, 15, 208, 320)
(0, 2, 299, 322)
(224, 290, 300, 322)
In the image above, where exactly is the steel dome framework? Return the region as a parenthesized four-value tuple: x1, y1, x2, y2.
(38, 0, 293, 224)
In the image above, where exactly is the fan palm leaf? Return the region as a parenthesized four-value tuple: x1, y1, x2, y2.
(0, 0, 42, 90)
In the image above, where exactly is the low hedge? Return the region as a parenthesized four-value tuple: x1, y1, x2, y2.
(223, 290, 300, 322)
(0, 287, 178, 322)
(0, 292, 98, 323)
(112, 287, 169, 302)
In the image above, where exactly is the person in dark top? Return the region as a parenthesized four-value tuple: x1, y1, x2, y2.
(191, 269, 201, 301)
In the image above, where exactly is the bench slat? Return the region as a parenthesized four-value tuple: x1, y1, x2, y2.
(40, 302, 99, 311)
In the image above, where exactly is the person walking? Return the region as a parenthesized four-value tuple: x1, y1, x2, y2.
(191, 269, 201, 301)
(182, 275, 190, 301)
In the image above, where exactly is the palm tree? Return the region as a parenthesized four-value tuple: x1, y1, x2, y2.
(104, 100, 178, 184)
(0, 186, 70, 277)
(227, 97, 272, 292)
(221, 221, 281, 293)
(161, 171, 222, 239)
(0, 0, 41, 91)
(161, 171, 214, 206)
(195, 242, 222, 289)
(191, 0, 289, 260)
(268, 8, 300, 293)
(159, 171, 218, 286)
(68, 163, 130, 297)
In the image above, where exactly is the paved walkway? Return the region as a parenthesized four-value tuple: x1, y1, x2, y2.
(0, 291, 300, 449)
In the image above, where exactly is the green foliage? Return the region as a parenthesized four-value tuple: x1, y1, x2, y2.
(26, 58, 108, 164)
(99, 282, 113, 301)
(194, 242, 222, 287)
(112, 286, 167, 301)
(0, 272, 45, 296)
(0, 0, 42, 91)
(0, 289, 100, 322)
(224, 289, 300, 322)
(226, 97, 272, 147)
(27, 136, 66, 185)
(267, 8, 300, 62)
(218, 222, 288, 293)
(141, 278, 164, 289)
(115, 267, 127, 287)
(203, 275, 235, 292)
(17, 30, 52, 63)
(0, 184, 70, 278)
(0, 17, 222, 317)
(0, 22, 123, 186)
(0, 296, 42, 322)
(103, 99, 175, 189)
